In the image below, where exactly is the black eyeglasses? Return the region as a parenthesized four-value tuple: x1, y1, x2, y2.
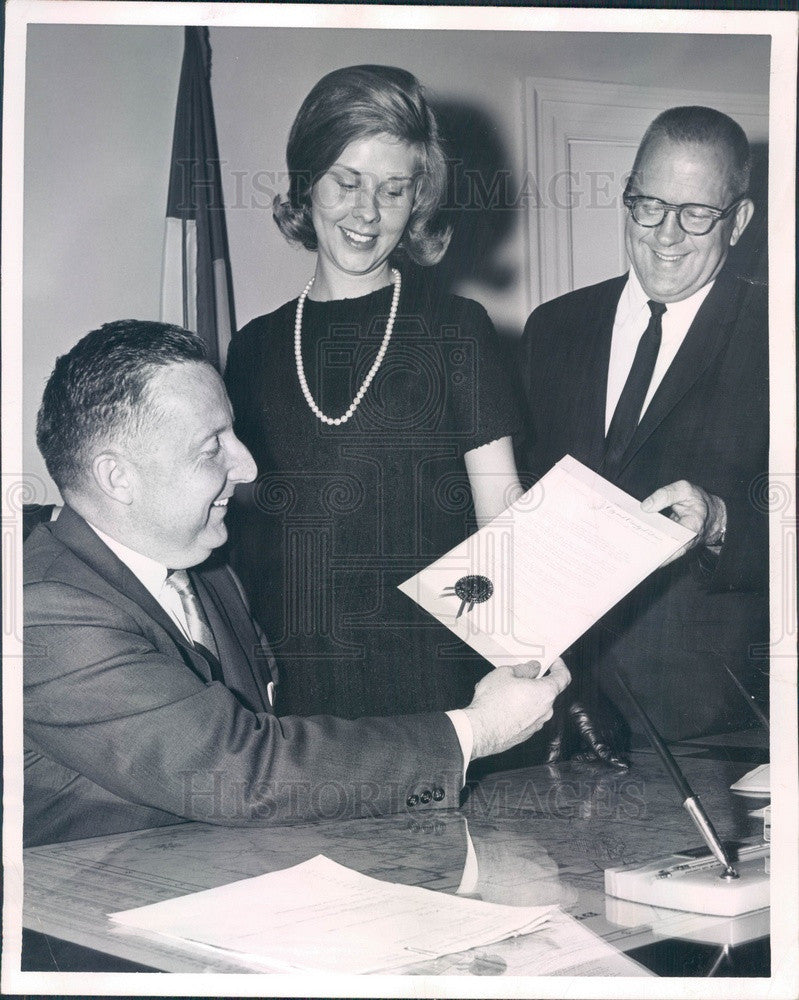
(622, 191, 746, 236)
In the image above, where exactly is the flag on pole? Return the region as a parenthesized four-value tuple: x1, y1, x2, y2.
(161, 26, 235, 370)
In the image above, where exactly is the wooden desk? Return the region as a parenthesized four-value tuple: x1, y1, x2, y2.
(22, 737, 769, 976)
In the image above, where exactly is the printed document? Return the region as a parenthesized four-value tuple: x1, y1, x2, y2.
(398, 455, 695, 672)
(110, 854, 555, 973)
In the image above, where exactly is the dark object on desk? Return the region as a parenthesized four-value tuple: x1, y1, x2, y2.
(544, 687, 631, 770)
(614, 669, 738, 879)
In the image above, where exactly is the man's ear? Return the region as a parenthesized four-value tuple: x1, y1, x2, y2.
(729, 198, 754, 247)
(92, 452, 134, 505)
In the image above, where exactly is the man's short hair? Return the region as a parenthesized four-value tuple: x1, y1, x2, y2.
(36, 320, 207, 492)
(632, 106, 752, 197)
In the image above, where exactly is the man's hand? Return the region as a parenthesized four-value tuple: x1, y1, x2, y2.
(463, 658, 571, 761)
(642, 479, 726, 566)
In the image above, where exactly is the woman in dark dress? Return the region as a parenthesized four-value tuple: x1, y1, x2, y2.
(226, 65, 523, 720)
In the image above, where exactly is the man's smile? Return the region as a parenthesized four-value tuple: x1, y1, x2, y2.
(649, 248, 688, 263)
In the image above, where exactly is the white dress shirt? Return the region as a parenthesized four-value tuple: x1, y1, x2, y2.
(446, 709, 473, 777)
(87, 522, 195, 643)
(605, 270, 715, 433)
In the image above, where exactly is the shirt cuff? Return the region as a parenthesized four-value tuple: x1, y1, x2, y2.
(445, 709, 473, 783)
(456, 826, 480, 896)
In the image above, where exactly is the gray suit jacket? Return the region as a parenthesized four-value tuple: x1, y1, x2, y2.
(24, 507, 463, 846)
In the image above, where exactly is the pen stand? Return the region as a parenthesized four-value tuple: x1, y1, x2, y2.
(610, 669, 770, 917)
(604, 842, 769, 916)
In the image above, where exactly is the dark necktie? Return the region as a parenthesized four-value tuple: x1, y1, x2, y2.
(602, 300, 667, 477)
(164, 569, 220, 663)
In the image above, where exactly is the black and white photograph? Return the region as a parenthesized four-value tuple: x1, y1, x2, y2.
(2, 2, 797, 996)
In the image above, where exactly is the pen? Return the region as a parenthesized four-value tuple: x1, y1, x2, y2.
(614, 669, 739, 880)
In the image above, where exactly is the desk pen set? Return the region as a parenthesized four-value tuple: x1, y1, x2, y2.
(603, 671, 770, 917)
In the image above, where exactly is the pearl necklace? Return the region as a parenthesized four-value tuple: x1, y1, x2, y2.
(294, 268, 401, 426)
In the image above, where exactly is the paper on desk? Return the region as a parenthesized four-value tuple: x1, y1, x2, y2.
(109, 854, 557, 974)
(398, 455, 694, 672)
(402, 907, 653, 977)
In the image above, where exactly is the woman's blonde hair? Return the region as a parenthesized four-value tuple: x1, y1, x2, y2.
(273, 64, 451, 266)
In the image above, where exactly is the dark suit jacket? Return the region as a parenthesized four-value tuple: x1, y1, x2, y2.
(518, 267, 768, 739)
(23, 507, 463, 846)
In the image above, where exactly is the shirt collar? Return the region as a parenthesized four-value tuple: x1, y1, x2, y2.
(623, 268, 716, 327)
(86, 521, 169, 601)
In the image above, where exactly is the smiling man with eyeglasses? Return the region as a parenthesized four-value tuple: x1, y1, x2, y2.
(518, 106, 768, 746)
(622, 121, 754, 305)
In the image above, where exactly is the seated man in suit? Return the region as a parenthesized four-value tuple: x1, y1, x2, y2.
(519, 106, 767, 746)
(24, 320, 569, 847)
